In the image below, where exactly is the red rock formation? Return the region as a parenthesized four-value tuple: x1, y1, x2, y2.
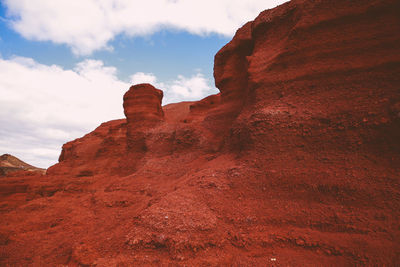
(189, 93, 221, 113)
(124, 83, 164, 153)
(123, 83, 164, 127)
(48, 84, 165, 176)
(1, 0, 399, 265)
(47, 119, 128, 176)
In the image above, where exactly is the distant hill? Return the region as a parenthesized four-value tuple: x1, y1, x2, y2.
(0, 154, 45, 176)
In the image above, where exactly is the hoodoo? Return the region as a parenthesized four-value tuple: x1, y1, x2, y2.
(123, 83, 164, 127)
(123, 83, 164, 152)
(1, 0, 399, 265)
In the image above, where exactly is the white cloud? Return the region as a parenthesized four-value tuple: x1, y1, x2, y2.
(2, 0, 288, 55)
(0, 57, 129, 167)
(130, 72, 216, 104)
(0, 57, 216, 168)
(130, 72, 157, 85)
(169, 73, 212, 99)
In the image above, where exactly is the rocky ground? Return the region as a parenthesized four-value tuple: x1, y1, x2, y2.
(1, 0, 399, 265)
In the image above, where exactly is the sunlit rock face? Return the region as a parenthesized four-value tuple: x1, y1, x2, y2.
(3, 0, 400, 266)
(123, 83, 164, 152)
(123, 83, 164, 127)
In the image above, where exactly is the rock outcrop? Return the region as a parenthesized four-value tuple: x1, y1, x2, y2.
(1, 0, 399, 266)
(123, 83, 164, 127)
(124, 83, 164, 152)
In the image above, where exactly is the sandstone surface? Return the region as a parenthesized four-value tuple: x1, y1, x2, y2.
(1, 0, 399, 265)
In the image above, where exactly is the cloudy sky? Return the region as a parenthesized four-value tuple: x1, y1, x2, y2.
(0, 0, 287, 168)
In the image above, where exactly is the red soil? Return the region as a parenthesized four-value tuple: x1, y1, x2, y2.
(1, 0, 399, 265)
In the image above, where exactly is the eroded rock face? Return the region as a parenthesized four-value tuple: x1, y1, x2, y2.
(123, 83, 164, 152)
(47, 119, 128, 176)
(215, 0, 400, 155)
(123, 83, 164, 126)
(2, 0, 400, 266)
(48, 84, 166, 175)
(214, 22, 253, 106)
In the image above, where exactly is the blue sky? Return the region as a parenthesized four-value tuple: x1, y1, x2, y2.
(0, 0, 287, 167)
(0, 12, 228, 83)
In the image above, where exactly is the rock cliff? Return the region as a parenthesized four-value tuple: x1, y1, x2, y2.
(1, 0, 399, 265)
